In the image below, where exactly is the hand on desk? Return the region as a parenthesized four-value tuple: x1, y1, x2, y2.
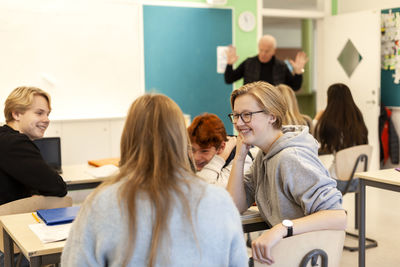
(251, 224, 286, 265)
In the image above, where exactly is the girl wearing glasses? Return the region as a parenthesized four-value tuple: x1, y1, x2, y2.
(227, 81, 346, 265)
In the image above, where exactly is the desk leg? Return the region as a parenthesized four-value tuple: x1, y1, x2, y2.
(3, 228, 15, 267)
(358, 179, 366, 267)
(30, 256, 41, 267)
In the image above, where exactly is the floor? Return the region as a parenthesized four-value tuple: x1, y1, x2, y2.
(340, 186, 400, 266)
(247, 186, 400, 266)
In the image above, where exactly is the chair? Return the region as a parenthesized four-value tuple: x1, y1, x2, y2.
(249, 230, 345, 267)
(335, 144, 378, 251)
(0, 195, 72, 266)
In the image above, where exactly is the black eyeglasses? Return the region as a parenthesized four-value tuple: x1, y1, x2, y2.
(228, 110, 265, 123)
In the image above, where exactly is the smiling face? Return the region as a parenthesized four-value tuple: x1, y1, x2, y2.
(233, 94, 275, 151)
(191, 142, 220, 171)
(12, 95, 50, 140)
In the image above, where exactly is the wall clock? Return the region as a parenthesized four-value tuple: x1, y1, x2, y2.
(238, 11, 256, 32)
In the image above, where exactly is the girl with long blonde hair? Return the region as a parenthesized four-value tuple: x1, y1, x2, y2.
(62, 94, 247, 267)
(276, 84, 313, 132)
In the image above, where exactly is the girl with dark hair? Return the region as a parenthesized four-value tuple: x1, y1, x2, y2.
(314, 83, 368, 190)
(315, 83, 368, 154)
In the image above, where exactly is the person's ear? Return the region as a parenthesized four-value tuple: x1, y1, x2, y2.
(11, 110, 22, 121)
(268, 114, 277, 125)
(217, 141, 226, 154)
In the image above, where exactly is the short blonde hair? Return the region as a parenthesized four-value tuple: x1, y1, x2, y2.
(4, 86, 51, 123)
(230, 81, 287, 129)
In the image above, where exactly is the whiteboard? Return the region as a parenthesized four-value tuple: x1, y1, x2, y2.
(0, 1, 144, 120)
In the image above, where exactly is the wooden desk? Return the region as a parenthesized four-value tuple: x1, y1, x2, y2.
(240, 207, 269, 233)
(355, 169, 400, 267)
(61, 164, 114, 191)
(0, 213, 65, 267)
(1, 208, 267, 267)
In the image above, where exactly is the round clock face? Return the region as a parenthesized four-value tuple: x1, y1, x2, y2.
(238, 11, 256, 32)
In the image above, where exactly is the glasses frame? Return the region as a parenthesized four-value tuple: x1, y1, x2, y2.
(228, 110, 265, 124)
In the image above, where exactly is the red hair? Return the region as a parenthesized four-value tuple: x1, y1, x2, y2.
(187, 113, 227, 149)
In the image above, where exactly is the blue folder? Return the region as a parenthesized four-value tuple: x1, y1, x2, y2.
(36, 206, 80, 226)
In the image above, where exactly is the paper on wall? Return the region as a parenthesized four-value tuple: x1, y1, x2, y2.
(217, 46, 228, 74)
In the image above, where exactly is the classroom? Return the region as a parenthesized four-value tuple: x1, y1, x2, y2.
(1, 0, 400, 266)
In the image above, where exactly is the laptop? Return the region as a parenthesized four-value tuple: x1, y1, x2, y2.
(33, 137, 63, 174)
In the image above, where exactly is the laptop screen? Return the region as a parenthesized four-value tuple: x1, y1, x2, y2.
(33, 137, 62, 173)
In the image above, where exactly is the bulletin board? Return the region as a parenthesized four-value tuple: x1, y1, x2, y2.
(381, 7, 400, 107)
(143, 5, 234, 132)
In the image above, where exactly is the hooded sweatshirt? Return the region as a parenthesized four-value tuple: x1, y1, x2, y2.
(244, 125, 343, 227)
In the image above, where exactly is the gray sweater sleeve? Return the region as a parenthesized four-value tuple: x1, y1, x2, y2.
(244, 152, 263, 208)
(279, 149, 343, 215)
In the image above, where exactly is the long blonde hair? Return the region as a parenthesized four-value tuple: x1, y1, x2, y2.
(93, 94, 197, 266)
(276, 84, 312, 130)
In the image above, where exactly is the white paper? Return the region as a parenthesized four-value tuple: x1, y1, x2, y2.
(29, 223, 72, 243)
(85, 164, 119, 178)
(217, 46, 228, 74)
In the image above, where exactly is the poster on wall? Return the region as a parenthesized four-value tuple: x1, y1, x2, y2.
(381, 10, 400, 83)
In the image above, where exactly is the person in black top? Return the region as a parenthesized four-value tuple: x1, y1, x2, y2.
(224, 35, 308, 91)
(0, 86, 67, 205)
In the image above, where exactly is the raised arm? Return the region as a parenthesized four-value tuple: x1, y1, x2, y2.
(289, 51, 308, 75)
(226, 135, 250, 213)
(285, 51, 309, 91)
(224, 46, 245, 84)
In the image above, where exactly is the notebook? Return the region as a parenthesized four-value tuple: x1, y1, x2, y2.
(33, 137, 63, 174)
(36, 206, 80, 226)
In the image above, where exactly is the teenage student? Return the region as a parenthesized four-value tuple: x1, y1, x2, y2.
(61, 94, 248, 266)
(276, 84, 313, 133)
(227, 81, 346, 265)
(314, 83, 368, 192)
(0, 86, 67, 205)
(187, 113, 253, 187)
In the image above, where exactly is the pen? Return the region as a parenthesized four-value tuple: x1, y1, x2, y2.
(32, 212, 40, 223)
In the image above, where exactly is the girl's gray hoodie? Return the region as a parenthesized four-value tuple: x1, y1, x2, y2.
(244, 125, 343, 227)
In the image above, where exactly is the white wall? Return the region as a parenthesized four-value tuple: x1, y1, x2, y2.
(262, 18, 302, 48)
(0, 0, 144, 121)
(338, 0, 400, 13)
(45, 118, 125, 165)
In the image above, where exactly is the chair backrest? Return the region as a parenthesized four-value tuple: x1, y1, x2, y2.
(0, 195, 72, 252)
(253, 230, 345, 267)
(335, 144, 372, 181)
